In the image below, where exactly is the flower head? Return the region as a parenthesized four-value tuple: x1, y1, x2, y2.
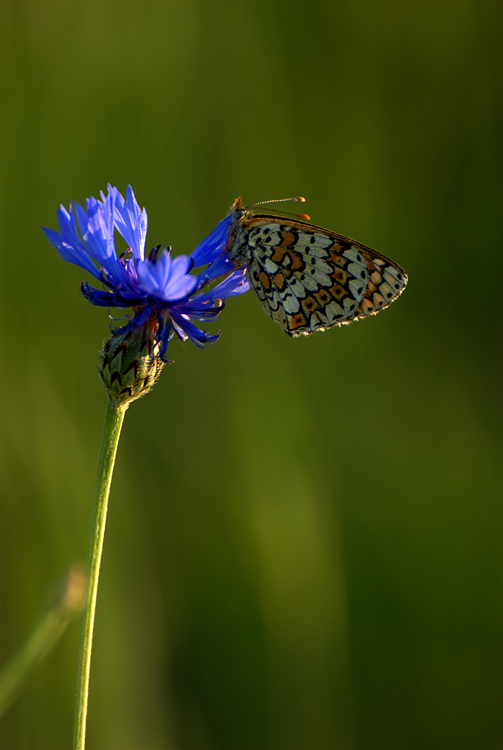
(43, 185, 249, 360)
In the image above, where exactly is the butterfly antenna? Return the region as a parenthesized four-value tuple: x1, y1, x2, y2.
(248, 196, 306, 209)
(246, 196, 310, 221)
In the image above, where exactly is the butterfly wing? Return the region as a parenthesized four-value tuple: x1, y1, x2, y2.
(235, 215, 407, 337)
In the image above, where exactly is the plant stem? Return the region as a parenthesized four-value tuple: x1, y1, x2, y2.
(0, 565, 86, 718)
(73, 399, 128, 750)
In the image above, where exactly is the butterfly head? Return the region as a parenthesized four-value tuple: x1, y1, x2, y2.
(228, 195, 247, 222)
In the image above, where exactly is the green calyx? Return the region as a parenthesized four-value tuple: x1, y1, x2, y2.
(99, 315, 166, 406)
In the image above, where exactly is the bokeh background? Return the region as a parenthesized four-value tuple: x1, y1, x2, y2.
(1, 2, 501, 749)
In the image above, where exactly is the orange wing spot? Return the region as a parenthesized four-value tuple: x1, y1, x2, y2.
(260, 271, 271, 290)
(289, 313, 307, 330)
(290, 253, 304, 270)
(283, 267, 293, 279)
(358, 298, 376, 315)
(365, 255, 377, 272)
(330, 252, 348, 269)
(280, 231, 296, 246)
(273, 272, 285, 290)
(271, 246, 290, 263)
(330, 268, 348, 282)
(366, 280, 377, 295)
(315, 289, 331, 304)
(329, 283, 346, 299)
(301, 296, 317, 313)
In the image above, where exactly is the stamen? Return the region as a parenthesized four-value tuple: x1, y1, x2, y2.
(148, 244, 162, 263)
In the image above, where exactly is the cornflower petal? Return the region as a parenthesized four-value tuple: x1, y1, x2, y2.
(160, 255, 198, 300)
(190, 214, 233, 266)
(194, 254, 235, 287)
(136, 253, 198, 302)
(196, 268, 250, 303)
(57, 204, 86, 254)
(136, 251, 171, 297)
(75, 202, 90, 237)
(112, 185, 147, 261)
(84, 193, 117, 265)
(171, 315, 221, 347)
(80, 283, 144, 308)
(42, 206, 102, 280)
(44, 185, 250, 361)
(84, 193, 138, 294)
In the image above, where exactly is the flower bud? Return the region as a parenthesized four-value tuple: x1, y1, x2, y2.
(99, 312, 167, 406)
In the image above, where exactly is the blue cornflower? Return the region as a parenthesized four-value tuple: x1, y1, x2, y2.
(43, 185, 249, 359)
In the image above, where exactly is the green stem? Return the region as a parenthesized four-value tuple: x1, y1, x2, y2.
(0, 565, 86, 717)
(73, 399, 128, 750)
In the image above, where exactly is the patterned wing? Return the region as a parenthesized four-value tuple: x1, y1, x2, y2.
(241, 217, 407, 337)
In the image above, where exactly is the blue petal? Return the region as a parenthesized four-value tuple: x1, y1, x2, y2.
(80, 282, 145, 307)
(42, 224, 102, 280)
(171, 297, 224, 322)
(196, 268, 250, 303)
(190, 214, 233, 267)
(82, 193, 116, 266)
(113, 185, 148, 261)
(83, 191, 132, 291)
(136, 252, 198, 302)
(170, 313, 221, 347)
(75, 202, 89, 236)
(195, 254, 236, 287)
(44, 185, 252, 356)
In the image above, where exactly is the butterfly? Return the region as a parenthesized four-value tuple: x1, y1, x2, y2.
(226, 196, 408, 337)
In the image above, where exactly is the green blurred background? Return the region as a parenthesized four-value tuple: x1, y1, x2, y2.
(1, 2, 501, 749)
